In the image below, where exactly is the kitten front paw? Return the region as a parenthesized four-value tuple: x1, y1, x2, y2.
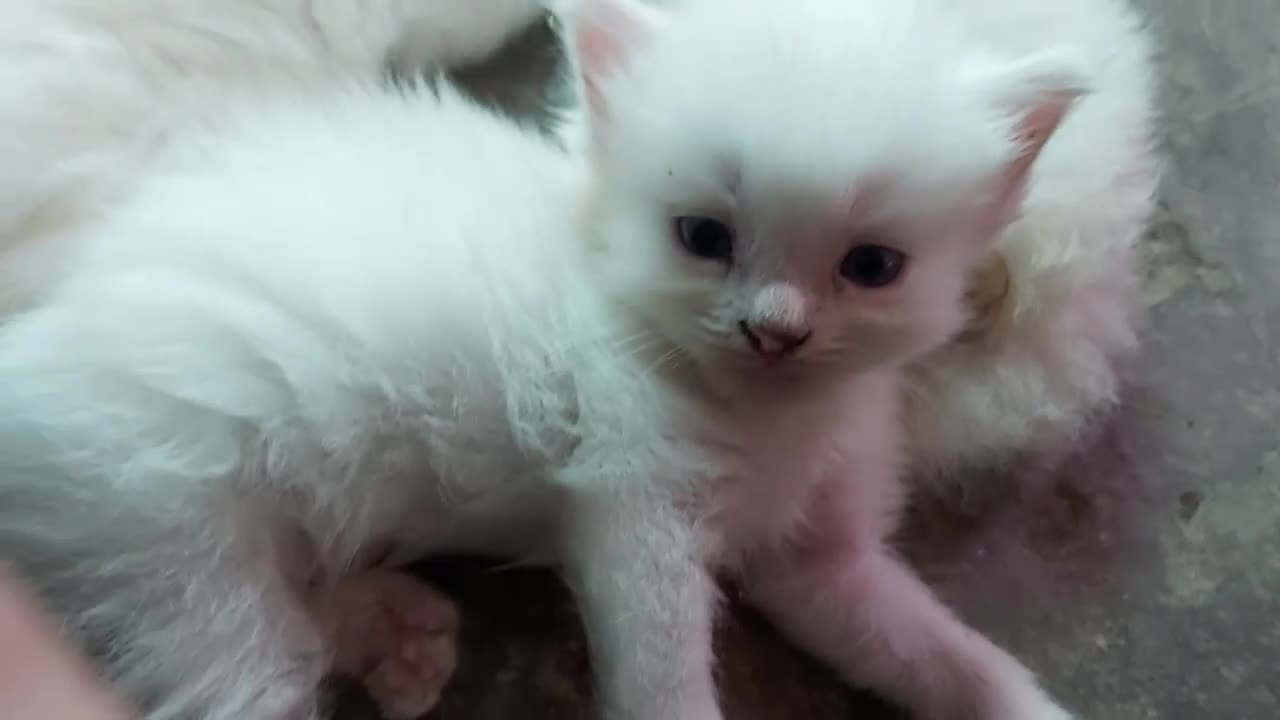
(1021, 702, 1074, 720)
(363, 600, 458, 720)
(308, 570, 459, 720)
(993, 686, 1075, 720)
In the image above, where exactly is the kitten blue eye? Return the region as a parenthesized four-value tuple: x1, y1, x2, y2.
(675, 216, 734, 261)
(840, 244, 907, 288)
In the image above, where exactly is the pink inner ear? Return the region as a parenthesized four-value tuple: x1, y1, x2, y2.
(578, 3, 629, 74)
(1007, 92, 1076, 180)
(579, 26, 620, 118)
(989, 91, 1079, 226)
(574, 0, 652, 120)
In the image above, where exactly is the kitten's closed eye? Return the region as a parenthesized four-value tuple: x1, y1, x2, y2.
(675, 216, 734, 261)
(839, 244, 906, 288)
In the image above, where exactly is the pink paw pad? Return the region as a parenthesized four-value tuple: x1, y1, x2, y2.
(310, 571, 459, 720)
(364, 590, 458, 719)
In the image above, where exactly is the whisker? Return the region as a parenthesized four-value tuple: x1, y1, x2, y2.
(554, 328, 658, 359)
(609, 332, 660, 356)
(646, 345, 689, 374)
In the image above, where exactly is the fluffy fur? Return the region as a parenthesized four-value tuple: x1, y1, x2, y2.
(0, 0, 1156, 719)
(894, 0, 1159, 477)
(0, 0, 551, 316)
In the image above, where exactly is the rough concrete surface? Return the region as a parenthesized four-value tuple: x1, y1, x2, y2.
(340, 2, 1280, 718)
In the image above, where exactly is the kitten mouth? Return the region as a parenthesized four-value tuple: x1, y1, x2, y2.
(726, 349, 807, 380)
(676, 349, 815, 405)
(673, 342, 809, 397)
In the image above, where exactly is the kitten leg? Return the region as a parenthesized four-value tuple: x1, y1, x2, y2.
(306, 570, 459, 720)
(744, 488, 1072, 720)
(560, 492, 723, 720)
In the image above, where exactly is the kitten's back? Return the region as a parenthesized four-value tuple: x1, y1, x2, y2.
(46, 78, 590, 413)
(0, 0, 548, 316)
(0, 0, 381, 305)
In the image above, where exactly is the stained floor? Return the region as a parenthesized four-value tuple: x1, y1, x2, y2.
(344, 2, 1280, 718)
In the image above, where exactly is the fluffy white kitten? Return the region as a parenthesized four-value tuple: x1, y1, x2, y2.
(0, 1, 1134, 720)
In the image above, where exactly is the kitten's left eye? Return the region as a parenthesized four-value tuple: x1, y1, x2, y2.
(675, 216, 735, 261)
(840, 244, 907, 288)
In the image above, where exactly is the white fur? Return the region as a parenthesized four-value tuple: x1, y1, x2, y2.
(0, 80, 651, 718)
(895, 0, 1159, 475)
(0, 0, 550, 316)
(0, 0, 1156, 719)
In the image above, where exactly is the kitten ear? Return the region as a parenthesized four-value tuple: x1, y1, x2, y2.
(966, 50, 1092, 228)
(562, 0, 663, 123)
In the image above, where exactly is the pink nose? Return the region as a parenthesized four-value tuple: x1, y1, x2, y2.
(739, 321, 811, 358)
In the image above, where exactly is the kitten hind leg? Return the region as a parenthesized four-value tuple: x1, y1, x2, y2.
(306, 570, 459, 720)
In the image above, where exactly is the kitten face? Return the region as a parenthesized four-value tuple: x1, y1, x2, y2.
(573, 0, 1086, 394)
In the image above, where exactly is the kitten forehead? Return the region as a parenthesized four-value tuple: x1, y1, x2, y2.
(600, 0, 1018, 197)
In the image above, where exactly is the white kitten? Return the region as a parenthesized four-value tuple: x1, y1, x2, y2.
(0, 1, 1123, 720)
(565, 1, 1091, 716)
(0, 1, 554, 718)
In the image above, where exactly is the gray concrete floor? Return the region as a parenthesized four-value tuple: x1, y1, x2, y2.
(1035, 1, 1280, 716)
(340, 2, 1280, 718)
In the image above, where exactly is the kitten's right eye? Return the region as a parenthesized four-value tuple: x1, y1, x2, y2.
(675, 217, 735, 261)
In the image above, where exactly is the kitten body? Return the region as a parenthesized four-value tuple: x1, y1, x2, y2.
(0, 0, 1143, 719)
(0, 71, 649, 719)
